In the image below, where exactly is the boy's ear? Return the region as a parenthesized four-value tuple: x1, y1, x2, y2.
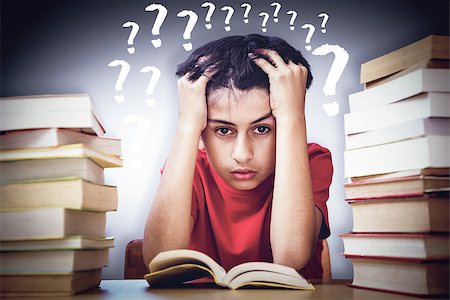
(198, 139, 205, 150)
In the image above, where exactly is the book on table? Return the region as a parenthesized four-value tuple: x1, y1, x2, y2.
(340, 233, 449, 259)
(348, 194, 449, 233)
(0, 143, 123, 168)
(145, 249, 315, 290)
(0, 128, 122, 156)
(359, 34, 449, 85)
(0, 177, 118, 212)
(344, 92, 449, 135)
(0, 236, 115, 251)
(344, 174, 449, 199)
(344, 136, 450, 178)
(0, 94, 106, 137)
(0, 157, 105, 185)
(0, 207, 106, 240)
(346, 255, 449, 297)
(345, 117, 450, 150)
(0, 269, 102, 296)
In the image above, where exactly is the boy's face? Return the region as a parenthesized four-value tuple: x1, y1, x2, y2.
(202, 87, 276, 191)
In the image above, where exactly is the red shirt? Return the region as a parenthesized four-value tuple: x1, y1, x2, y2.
(188, 143, 333, 279)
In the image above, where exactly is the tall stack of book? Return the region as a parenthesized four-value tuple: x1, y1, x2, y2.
(0, 94, 123, 296)
(341, 35, 450, 297)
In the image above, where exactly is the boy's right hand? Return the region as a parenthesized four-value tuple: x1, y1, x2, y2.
(177, 64, 215, 133)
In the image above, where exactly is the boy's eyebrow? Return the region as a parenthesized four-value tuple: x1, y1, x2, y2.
(207, 111, 273, 126)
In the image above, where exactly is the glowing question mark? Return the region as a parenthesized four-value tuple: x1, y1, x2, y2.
(121, 114, 150, 169)
(140, 66, 161, 107)
(301, 24, 315, 51)
(270, 2, 281, 23)
(221, 6, 234, 32)
(241, 3, 252, 24)
(122, 21, 139, 54)
(201, 2, 215, 29)
(259, 12, 269, 32)
(312, 44, 349, 96)
(286, 10, 297, 30)
(177, 10, 198, 51)
(318, 12, 329, 33)
(145, 3, 168, 48)
(108, 59, 131, 104)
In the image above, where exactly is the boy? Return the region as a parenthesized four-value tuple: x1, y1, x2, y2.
(143, 34, 333, 279)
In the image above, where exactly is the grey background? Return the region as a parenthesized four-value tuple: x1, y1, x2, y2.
(1, 0, 449, 280)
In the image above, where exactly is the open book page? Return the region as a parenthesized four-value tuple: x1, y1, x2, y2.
(147, 249, 227, 286)
(145, 264, 218, 287)
(223, 261, 301, 284)
(227, 271, 315, 290)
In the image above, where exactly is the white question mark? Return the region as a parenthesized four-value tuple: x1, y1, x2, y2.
(121, 114, 150, 169)
(241, 3, 252, 24)
(221, 6, 234, 32)
(301, 24, 315, 51)
(259, 12, 269, 32)
(286, 10, 297, 30)
(177, 10, 198, 51)
(140, 66, 161, 107)
(318, 12, 329, 33)
(145, 3, 168, 48)
(108, 59, 131, 104)
(270, 2, 281, 23)
(122, 21, 139, 54)
(312, 44, 349, 96)
(201, 2, 215, 29)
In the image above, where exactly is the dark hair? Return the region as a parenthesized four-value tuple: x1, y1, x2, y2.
(176, 34, 313, 94)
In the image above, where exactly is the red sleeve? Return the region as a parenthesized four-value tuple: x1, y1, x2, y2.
(308, 143, 333, 239)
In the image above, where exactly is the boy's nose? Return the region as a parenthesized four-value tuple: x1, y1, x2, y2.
(231, 134, 253, 164)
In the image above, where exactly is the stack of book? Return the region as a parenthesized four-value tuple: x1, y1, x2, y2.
(0, 94, 123, 296)
(341, 35, 450, 297)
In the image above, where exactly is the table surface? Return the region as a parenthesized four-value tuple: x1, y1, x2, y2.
(4, 279, 444, 300)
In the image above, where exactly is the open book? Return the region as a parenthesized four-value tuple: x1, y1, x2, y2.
(144, 249, 314, 290)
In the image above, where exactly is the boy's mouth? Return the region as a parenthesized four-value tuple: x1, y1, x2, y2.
(231, 169, 257, 180)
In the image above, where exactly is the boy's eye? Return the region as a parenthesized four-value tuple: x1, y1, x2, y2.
(253, 125, 270, 135)
(216, 128, 233, 136)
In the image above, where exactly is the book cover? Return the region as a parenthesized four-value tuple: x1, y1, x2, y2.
(0, 269, 102, 296)
(0, 249, 109, 273)
(0, 207, 107, 240)
(348, 194, 449, 233)
(346, 255, 449, 297)
(0, 157, 105, 185)
(0, 143, 123, 168)
(0, 177, 118, 212)
(349, 68, 450, 112)
(0, 128, 122, 156)
(0, 94, 106, 137)
(360, 35, 449, 84)
(340, 233, 449, 259)
(345, 117, 450, 150)
(344, 175, 450, 199)
(344, 136, 450, 178)
(344, 92, 449, 135)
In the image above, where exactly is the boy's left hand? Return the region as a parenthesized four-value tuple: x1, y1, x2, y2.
(249, 49, 308, 120)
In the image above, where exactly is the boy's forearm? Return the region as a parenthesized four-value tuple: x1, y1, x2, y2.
(143, 124, 201, 265)
(270, 114, 317, 270)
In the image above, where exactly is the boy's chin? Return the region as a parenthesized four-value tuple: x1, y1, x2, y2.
(228, 179, 261, 191)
